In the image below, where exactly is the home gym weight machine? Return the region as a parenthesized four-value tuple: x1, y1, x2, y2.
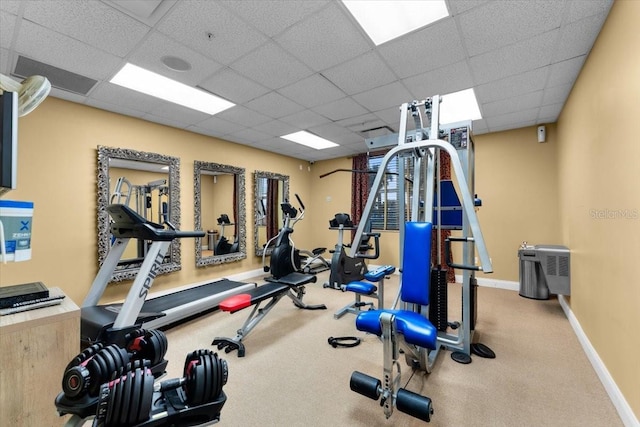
(348, 95, 494, 422)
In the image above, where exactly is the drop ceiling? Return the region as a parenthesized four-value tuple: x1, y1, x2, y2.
(0, 0, 613, 162)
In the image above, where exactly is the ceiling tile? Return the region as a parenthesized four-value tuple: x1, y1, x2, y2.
(0, 1, 20, 15)
(352, 82, 413, 112)
(321, 51, 396, 95)
(0, 11, 16, 50)
(280, 109, 331, 129)
(275, 3, 371, 72)
(469, 30, 558, 85)
(538, 103, 564, 120)
(482, 90, 544, 117)
(226, 127, 272, 144)
(190, 115, 245, 136)
(489, 120, 536, 133)
(448, 1, 489, 15)
(23, 0, 149, 57)
(245, 91, 304, 119)
(0, 47, 10, 74)
(547, 56, 586, 88)
(374, 106, 403, 126)
(486, 107, 539, 129)
(474, 67, 549, 104)
(199, 68, 270, 104)
(15, 20, 123, 80)
(567, 0, 613, 23)
(277, 74, 346, 109)
(472, 118, 488, 134)
(156, 0, 267, 64)
(251, 119, 299, 138)
(49, 87, 87, 104)
(377, 18, 466, 79)
(311, 97, 369, 121)
(216, 105, 273, 127)
(308, 122, 357, 140)
(230, 42, 313, 90)
(220, 0, 328, 37)
(542, 83, 573, 106)
(459, 1, 565, 56)
(89, 82, 164, 113)
(126, 31, 223, 86)
(142, 113, 188, 129)
(402, 60, 474, 100)
(553, 13, 609, 62)
(85, 96, 147, 119)
(148, 102, 211, 126)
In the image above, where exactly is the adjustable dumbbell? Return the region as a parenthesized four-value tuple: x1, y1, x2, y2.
(94, 349, 229, 427)
(62, 329, 167, 400)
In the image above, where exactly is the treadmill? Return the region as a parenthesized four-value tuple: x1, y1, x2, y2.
(81, 204, 254, 347)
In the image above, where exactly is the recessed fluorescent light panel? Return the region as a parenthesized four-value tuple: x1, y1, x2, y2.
(342, 0, 449, 46)
(280, 131, 339, 150)
(110, 63, 235, 115)
(440, 88, 482, 125)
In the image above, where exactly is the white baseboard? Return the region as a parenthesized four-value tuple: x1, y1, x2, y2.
(558, 295, 639, 427)
(454, 274, 519, 291)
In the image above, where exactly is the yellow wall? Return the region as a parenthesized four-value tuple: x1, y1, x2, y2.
(0, 98, 315, 305)
(556, 0, 640, 418)
(474, 125, 561, 281)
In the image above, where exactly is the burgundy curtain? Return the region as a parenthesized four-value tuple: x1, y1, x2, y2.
(266, 179, 279, 242)
(351, 153, 369, 241)
(431, 150, 456, 283)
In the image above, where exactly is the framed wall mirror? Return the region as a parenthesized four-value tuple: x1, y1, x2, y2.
(194, 160, 246, 267)
(97, 146, 181, 282)
(254, 170, 289, 257)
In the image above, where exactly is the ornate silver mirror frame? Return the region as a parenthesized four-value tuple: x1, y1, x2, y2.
(194, 160, 246, 267)
(97, 146, 181, 282)
(254, 170, 289, 257)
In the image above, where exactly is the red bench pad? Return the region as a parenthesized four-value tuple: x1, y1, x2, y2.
(220, 294, 252, 312)
(219, 283, 290, 313)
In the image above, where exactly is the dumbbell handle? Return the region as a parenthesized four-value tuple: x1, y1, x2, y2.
(155, 377, 186, 392)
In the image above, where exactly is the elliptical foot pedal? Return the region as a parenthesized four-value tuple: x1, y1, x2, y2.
(451, 351, 472, 364)
(212, 338, 245, 358)
(471, 343, 496, 359)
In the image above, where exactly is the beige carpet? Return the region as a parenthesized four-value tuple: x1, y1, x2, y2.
(162, 271, 622, 426)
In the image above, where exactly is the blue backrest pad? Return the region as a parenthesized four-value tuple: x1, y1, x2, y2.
(401, 222, 432, 306)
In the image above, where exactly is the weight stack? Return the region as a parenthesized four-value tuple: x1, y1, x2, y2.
(429, 268, 448, 332)
(469, 277, 478, 330)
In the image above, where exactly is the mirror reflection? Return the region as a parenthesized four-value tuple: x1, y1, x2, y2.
(254, 171, 289, 257)
(97, 146, 181, 282)
(194, 161, 246, 267)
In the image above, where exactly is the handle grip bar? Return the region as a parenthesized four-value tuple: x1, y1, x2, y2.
(295, 193, 305, 210)
(444, 236, 482, 271)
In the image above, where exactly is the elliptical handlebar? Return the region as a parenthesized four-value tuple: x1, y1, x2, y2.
(295, 193, 305, 210)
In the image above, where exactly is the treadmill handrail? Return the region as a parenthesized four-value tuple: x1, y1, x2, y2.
(108, 204, 205, 241)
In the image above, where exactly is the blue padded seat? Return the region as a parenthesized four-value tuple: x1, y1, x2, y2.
(354, 222, 437, 350)
(345, 281, 377, 295)
(356, 310, 437, 350)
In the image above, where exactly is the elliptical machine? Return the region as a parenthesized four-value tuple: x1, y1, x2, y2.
(262, 194, 329, 279)
(323, 213, 380, 290)
(214, 214, 238, 255)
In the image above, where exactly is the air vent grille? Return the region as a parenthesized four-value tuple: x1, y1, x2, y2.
(13, 56, 97, 95)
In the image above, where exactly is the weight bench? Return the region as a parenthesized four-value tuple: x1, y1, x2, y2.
(334, 264, 395, 319)
(213, 272, 326, 357)
(350, 222, 438, 422)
